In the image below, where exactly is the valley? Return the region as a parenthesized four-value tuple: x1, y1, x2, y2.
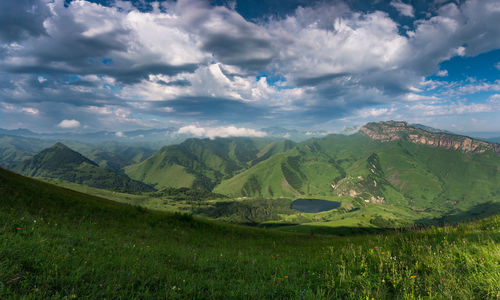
(2, 121, 499, 233)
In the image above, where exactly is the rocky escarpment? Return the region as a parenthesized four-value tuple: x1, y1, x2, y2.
(361, 121, 500, 154)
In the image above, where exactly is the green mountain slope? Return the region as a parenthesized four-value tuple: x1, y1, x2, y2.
(125, 137, 287, 190)
(215, 123, 500, 222)
(214, 134, 379, 197)
(1, 167, 499, 298)
(14, 143, 154, 193)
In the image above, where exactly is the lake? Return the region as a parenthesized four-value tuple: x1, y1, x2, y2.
(291, 198, 341, 213)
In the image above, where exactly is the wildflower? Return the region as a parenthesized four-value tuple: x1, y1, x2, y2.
(72, 294, 77, 298)
(441, 278, 445, 283)
(99, 284, 103, 288)
(284, 276, 288, 279)
(16, 227, 21, 231)
(411, 275, 416, 279)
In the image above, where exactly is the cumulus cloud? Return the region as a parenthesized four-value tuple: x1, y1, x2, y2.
(177, 125, 267, 139)
(57, 119, 81, 129)
(1, 0, 500, 131)
(390, 0, 415, 18)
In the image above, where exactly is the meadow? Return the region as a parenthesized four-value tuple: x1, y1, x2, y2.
(1, 167, 499, 299)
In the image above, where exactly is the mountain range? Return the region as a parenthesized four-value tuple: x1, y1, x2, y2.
(2, 120, 500, 226)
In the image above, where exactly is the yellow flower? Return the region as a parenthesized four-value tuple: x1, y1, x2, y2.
(411, 275, 417, 279)
(284, 276, 288, 279)
(71, 294, 77, 299)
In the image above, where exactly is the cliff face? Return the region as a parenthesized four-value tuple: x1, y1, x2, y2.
(360, 121, 500, 154)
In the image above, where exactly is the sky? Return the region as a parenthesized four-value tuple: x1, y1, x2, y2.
(1, 0, 500, 137)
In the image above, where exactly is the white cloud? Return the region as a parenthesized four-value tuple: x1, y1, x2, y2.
(458, 80, 500, 94)
(115, 131, 125, 137)
(436, 70, 448, 77)
(495, 62, 500, 70)
(21, 107, 39, 115)
(57, 119, 81, 129)
(177, 125, 267, 139)
(390, 0, 415, 18)
(2, 0, 500, 131)
(404, 93, 440, 102)
(0, 102, 39, 115)
(408, 101, 500, 116)
(358, 108, 393, 118)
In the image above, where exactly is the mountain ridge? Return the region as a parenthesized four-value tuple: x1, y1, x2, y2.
(360, 121, 500, 154)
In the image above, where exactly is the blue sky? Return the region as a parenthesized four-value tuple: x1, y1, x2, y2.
(0, 0, 499, 137)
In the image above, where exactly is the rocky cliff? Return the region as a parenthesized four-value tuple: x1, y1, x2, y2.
(360, 121, 500, 154)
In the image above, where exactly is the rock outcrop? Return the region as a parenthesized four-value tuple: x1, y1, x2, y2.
(360, 121, 500, 154)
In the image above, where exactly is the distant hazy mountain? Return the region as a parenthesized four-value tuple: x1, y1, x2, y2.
(0, 127, 183, 146)
(0, 134, 155, 172)
(0, 134, 53, 169)
(14, 143, 154, 193)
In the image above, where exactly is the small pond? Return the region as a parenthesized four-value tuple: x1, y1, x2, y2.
(291, 198, 341, 213)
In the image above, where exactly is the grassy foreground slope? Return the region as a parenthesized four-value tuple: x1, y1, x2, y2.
(1, 167, 499, 299)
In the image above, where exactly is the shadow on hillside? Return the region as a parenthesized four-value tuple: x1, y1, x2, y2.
(415, 201, 500, 225)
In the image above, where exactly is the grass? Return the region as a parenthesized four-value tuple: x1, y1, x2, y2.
(1, 167, 499, 299)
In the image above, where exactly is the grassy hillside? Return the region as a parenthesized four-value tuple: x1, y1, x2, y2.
(14, 143, 154, 193)
(214, 134, 376, 197)
(125, 137, 284, 190)
(0, 167, 499, 298)
(216, 133, 499, 210)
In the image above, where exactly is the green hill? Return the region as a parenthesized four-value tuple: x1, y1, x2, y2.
(0, 167, 499, 298)
(214, 123, 500, 225)
(14, 143, 154, 193)
(125, 137, 288, 190)
(214, 134, 374, 197)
